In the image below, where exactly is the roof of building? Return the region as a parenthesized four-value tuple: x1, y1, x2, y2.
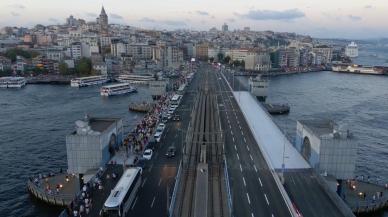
(298, 119, 336, 136)
(89, 118, 119, 132)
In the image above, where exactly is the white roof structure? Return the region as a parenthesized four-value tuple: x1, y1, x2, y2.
(233, 91, 310, 170)
(104, 167, 141, 208)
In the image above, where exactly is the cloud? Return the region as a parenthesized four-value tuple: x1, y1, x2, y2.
(364, 5, 373, 9)
(227, 18, 235, 23)
(162, 20, 186, 26)
(86, 12, 97, 17)
(110, 13, 123, 19)
(240, 9, 305, 21)
(196, 11, 209, 16)
(11, 12, 20, 17)
(211, 15, 215, 19)
(140, 18, 186, 26)
(49, 18, 59, 23)
(348, 15, 362, 21)
(8, 4, 25, 9)
(139, 17, 156, 23)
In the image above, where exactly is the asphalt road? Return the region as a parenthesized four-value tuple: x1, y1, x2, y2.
(126, 67, 202, 217)
(221, 67, 347, 217)
(210, 65, 292, 217)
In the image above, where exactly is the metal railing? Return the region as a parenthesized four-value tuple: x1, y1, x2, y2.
(223, 158, 233, 216)
(169, 161, 183, 217)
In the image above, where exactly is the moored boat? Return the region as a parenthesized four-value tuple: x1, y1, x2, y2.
(0, 77, 26, 88)
(70, 75, 109, 87)
(100, 83, 137, 96)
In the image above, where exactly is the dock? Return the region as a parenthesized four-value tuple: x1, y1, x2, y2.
(27, 173, 79, 206)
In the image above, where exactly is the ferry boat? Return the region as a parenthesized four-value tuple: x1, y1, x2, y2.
(332, 64, 383, 75)
(100, 83, 137, 96)
(116, 74, 155, 85)
(249, 75, 269, 102)
(0, 77, 26, 88)
(70, 75, 109, 87)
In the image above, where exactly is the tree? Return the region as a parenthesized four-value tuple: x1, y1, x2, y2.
(209, 57, 215, 63)
(217, 53, 224, 62)
(76, 57, 92, 75)
(0, 69, 13, 77)
(58, 62, 69, 75)
(223, 56, 231, 64)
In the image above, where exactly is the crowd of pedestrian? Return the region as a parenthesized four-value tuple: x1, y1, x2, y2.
(125, 93, 171, 154)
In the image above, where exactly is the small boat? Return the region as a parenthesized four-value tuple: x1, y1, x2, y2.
(129, 102, 154, 113)
(263, 103, 290, 115)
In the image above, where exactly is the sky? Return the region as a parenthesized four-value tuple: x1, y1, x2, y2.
(0, 0, 387, 39)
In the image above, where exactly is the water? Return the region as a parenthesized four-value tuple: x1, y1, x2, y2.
(0, 85, 150, 217)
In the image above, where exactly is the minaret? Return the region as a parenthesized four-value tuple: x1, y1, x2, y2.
(98, 6, 109, 35)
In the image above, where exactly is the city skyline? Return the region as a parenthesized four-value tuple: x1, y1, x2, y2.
(0, 0, 387, 39)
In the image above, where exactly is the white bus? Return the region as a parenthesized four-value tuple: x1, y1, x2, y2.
(102, 167, 142, 217)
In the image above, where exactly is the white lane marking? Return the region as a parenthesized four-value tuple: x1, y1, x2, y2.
(231, 131, 234, 136)
(249, 154, 253, 161)
(246, 145, 250, 152)
(142, 177, 148, 187)
(251, 213, 255, 217)
(246, 193, 251, 205)
(150, 196, 156, 208)
(131, 196, 138, 210)
(229, 125, 232, 129)
(240, 164, 243, 172)
(259, 177, 263, 187)
(234, 145, 237, 151)
(264, 194, 269, 205)
(243, 176, 246, 186)
(241, 131, 244, 136)
(239, 125, 242, 130)
(254, 165, 258, 173)
(236, 153, 240, 160)
(243, 137, 247, 143)
(232, 137, 235, 142)
(272, 214, 275, 217)
(158, 178, 162, 186)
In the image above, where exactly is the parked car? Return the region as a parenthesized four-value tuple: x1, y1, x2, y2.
(165, 146, 176, 158)
(143, 149, 153, 160)
(154, 123, 166, 142)
(172, 114, 180, 121)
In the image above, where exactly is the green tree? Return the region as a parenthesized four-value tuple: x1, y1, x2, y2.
(217, 53, 224, 62)
(58, 62, 69, 75)
(76, 57, 92, 76)
(223, 56, 231, 64)
(0, 69, 13, 77)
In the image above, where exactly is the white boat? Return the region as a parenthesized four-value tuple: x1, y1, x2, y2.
(249, 75, 269, 102)
(332, 64, 383, 75)
(100, 83, 137, 96)
(0, 77, 26, 88)
(70, 75, 109, 87)
(116, 74, 155, 85)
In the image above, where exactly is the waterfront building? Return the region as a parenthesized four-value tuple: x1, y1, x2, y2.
(312, 45, 333, 65)
(70, 42, 82, 59)
(66, 116, 123, 175)
(0, 56, 12, 71)
(295, 119, 357, 180)
(345, 41, 358, 58)
(222, 23, 229, 32)
(195, 43, 209, 60)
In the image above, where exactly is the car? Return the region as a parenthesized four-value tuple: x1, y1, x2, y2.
(172, 114, 180, 121)
(154, 123, 166, 142)
(168, 109, 174, 115)
(136, 158, 147, 169)
(142, 149, 153, 160)
(165, 146, 176, 158)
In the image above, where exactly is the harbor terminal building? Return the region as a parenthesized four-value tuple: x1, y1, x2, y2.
(66, 116, 123, 180)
